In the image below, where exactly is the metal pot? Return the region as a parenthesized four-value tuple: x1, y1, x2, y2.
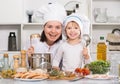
(28, 52, 52, 71)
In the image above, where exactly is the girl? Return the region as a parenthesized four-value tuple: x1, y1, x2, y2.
(52, 13, 91, 72)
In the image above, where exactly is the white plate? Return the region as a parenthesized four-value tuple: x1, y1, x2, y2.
(85, 74, 118, 80)
(14, 78, 47, 81)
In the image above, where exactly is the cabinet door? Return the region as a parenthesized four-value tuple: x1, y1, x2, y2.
(0, 0, 23, 23)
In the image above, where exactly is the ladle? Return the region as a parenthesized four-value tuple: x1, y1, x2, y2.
(83, 34, 91, 47)
(80, 34, 91, 69)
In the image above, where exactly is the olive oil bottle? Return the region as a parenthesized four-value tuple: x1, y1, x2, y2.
(97, 36, 107, 61)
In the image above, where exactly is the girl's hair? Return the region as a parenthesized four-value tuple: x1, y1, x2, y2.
(40, 30, 62, 43)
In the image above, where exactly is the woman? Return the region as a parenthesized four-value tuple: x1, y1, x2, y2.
(27, 2, 66, 62)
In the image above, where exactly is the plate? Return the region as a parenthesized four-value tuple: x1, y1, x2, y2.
(85, 74, 118, 80)
(14, 78, 47, 81)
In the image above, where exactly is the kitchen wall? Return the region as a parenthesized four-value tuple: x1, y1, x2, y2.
(0, 0, 90, 23)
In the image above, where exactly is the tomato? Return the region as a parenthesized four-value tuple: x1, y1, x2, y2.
(75, 68, 82, 73)
(81, 68, 90, 76)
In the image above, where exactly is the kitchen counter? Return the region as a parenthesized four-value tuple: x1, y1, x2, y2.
(0, 78, 119, 84)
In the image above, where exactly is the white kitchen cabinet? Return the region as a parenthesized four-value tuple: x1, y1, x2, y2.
(90, 0, 120, 53)
(0, 0, 120, 56)
(0, 24, 21, 51)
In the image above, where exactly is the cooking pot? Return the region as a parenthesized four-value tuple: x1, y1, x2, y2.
(28, 52, 52, 71)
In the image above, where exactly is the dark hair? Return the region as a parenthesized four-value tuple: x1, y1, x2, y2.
(40, 31, 62, 43)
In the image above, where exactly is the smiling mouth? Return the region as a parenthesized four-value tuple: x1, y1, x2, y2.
(49, 34, 57, 38)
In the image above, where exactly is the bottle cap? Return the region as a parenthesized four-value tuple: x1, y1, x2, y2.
(100, 36, 104, 40)
(30, 33, 40, 39)
(13, 55, 20, 59)
(21, 50, 26, 54)
(4, 53, 8, 58)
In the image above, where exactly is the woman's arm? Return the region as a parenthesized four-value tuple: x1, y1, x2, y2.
(27, 46, 34, 57)
(52, 45, 64, 70)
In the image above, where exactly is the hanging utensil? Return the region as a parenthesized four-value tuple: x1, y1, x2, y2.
(83, 34, 91, 47)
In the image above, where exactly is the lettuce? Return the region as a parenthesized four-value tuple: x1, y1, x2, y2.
(85, 60, 110, 74)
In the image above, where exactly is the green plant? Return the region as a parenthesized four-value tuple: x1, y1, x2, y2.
(85, 60, 110, 74)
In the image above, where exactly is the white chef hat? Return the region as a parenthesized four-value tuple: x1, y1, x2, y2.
(33, 2, 66, 25)
(63, 13, 90, 37)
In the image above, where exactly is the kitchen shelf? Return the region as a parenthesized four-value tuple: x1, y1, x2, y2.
(0, 51, 20, 54)
(90, 0, 120, 53)
(92, 23, 120, 26)
(22, 23, 43, 26)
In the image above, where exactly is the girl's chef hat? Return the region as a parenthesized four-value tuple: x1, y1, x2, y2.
(33, 2, 66, 25)
(63, 13, 90, 36)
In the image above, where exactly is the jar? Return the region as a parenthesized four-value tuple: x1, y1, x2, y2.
(21, 50, 27, 68)
(30, 53, 52, 72)
(1, 53, 15, 79)
(13, 55, 20, 71)
(30, 33, 40, 47)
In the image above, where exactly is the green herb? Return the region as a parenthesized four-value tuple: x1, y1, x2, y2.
(49, 69, 60, 76)
(85, 60, 110, 74)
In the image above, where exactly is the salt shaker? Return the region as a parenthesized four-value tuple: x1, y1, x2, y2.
(13, 55, 20, 71)
(21, 50, 27, 68)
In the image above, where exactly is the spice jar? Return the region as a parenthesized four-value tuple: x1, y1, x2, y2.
(13, 55, 20, 71)
(21, 50, 27, 68)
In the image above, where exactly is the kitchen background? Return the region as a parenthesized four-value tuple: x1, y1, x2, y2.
(0, 0, 120, 76)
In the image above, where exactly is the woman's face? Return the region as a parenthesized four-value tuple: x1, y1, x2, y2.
(44, 21, 62, 45)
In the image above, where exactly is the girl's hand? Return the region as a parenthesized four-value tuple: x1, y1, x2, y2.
(82, 47, 89, 59)
(27, 46, 34, 57)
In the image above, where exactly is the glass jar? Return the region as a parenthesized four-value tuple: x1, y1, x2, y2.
(1, 53, 15, 79)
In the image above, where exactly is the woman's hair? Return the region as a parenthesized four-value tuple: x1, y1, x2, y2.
(40, 30, 62, 43)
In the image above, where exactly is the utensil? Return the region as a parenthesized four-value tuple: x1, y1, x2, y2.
(83, 34, 91, 47)
(69, 76, 84, 81)
(81, 34, 91, 66)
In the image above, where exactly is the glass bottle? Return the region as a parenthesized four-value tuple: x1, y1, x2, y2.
(1, 53, 12, 78)
(2, 53, 10, 70)
(97, 36, 107, 61)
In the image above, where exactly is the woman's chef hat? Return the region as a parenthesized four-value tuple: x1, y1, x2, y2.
(33, 2, 66, 25)
(63, 13, 90, 37)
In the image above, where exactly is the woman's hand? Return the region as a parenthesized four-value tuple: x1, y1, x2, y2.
(82, 47, 89, 59)
(52, 66, 60, 71)
(27, 46, 34, 57)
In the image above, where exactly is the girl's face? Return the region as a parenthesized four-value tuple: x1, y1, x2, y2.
(44, 21, 62, 45)
(65, 21, 81, 40)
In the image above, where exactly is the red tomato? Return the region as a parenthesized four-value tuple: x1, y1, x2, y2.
(75, 68, 82, 73)
(81, 68, 90, 76)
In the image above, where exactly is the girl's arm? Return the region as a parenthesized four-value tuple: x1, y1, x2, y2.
(82, 47, 92, 64)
